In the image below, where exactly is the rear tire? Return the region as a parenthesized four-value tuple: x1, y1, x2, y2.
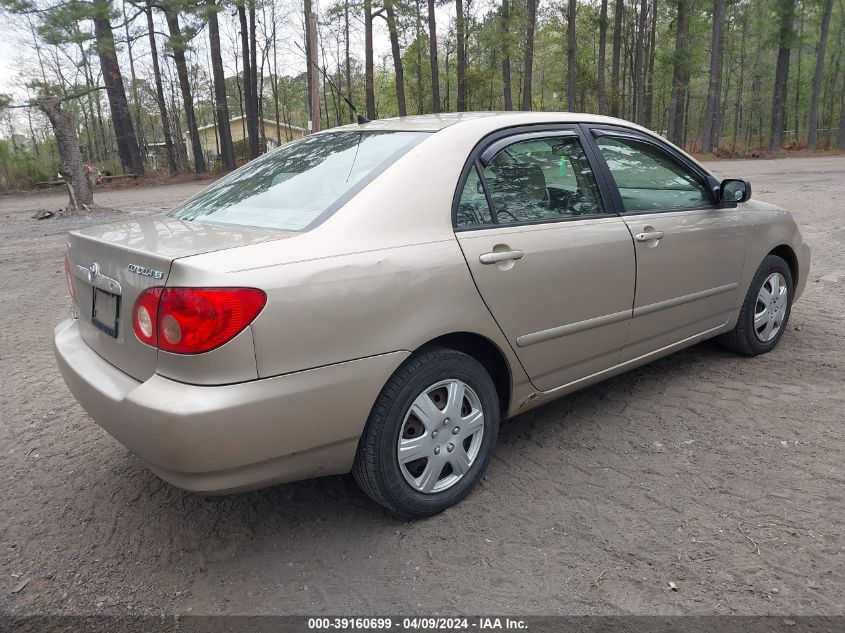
(352, 347, 499, 518)
(719, 254, 793, 356)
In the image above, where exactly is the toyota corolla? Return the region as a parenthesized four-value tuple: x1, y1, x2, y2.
(54, 112, 810, 517)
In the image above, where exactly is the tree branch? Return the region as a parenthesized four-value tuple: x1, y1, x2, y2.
(8, 85, 107, 108)
(60, 85, 107, 101)
(111, 6, 146, 29)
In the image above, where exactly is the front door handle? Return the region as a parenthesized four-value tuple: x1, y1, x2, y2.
(479, 250, 524, 265)
(634, 230, 665, 243)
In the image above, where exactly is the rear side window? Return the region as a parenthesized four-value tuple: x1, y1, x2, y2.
(455, 135, 604, 228)
(595, 136, 711, 212)
(169, 131, 428, 231)
(456, 165, 494, 227)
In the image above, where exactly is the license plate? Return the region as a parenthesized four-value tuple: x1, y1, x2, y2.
(92, 288, 120, 338)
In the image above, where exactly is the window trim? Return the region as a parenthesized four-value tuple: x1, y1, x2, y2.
(474, 160, 498, 224)
(478, 130, 578, 165)
(452, 124, 617, 232)
(584, 125, 722, 216)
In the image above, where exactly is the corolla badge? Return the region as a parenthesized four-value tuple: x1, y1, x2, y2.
(127, 264, 164, 280)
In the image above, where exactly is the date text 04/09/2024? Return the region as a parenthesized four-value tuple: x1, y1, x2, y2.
(306, 617, 528, 631)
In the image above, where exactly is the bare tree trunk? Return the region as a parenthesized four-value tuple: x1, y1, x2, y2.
(633, 0, 648, 122)
(165, 9, 207, 173)
(27, 16, 48, 85)
(597, 0, 608, 114)
(623, 3, 633, 119)
(92, 0, 144, 176)
(38, 94, 93, 210)
(666, 0, 690, 145)
(270, 2, 283, 138)
(444, 46, 451, 109)
(793, 5, 804, 146)
(208, 1, 236, 170)
(499, 0, 513, 111)
(145, 2, 177, 174)
(819, 19, 839, 149)
(249, 1, 259, 145)
(566, 0, 577, 110)
(303, 0, 313, 126)
(24, 103, 39, 158)
(522, 0, 537, 110)
(384, 0, 407, 116)
(732, 5, 748, 154)
(643, 0, 657, 127)
(166, 71, 188, 169)
(414, 0, 424, 113)
(770, 0, 795, 151)
(807, 0, 833, 150)
(428, 0, 441, 112)
(307, 11, 321, 131)
(122, 0, 144, 153)
(238, 1, 259, 156)
(320, 32, 330, 128)
(839, 67, 845, 150)
(364, 0, 376, 118)
(610, 0, 623, 116)
(207, 49, 219, 159)
(75, 37, 104, 166)
(79, 38, 107, 166)
(233, 47, 245, 144)
(456, 0, 467, 111)
(333, 36, 343, 125)
(345, 0, 354, 120)
(701, 0, 726, 153)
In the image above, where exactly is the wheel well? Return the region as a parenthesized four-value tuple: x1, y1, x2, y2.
(769, 245, 798, 288)
(420, 333, 511, 414)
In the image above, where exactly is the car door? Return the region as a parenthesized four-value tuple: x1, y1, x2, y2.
(585, 127, 746, 362)
(454, 127, 637, 392)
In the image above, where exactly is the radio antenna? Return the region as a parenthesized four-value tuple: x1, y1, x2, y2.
(295, 41, 371, 125)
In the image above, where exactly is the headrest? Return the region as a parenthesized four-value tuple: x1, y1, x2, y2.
(489, 163, 546, 203)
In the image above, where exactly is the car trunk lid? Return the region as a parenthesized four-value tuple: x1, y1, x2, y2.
(67, 215, 291, 381)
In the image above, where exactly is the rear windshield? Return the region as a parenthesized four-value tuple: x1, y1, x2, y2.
(169, 131, 429, 231)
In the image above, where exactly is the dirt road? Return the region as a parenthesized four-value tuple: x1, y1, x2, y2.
(1, 156, 843, 616)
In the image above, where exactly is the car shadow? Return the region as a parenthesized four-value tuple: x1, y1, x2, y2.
(113, 337, 735, 533)
(499, 337, 733, 442)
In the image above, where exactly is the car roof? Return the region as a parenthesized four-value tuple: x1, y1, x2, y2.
(323, 111, 713, 180)
(330, 111, 649, 133)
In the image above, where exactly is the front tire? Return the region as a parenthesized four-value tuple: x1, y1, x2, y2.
(720, 254, 793, 356)
(352, 347, 499, 518)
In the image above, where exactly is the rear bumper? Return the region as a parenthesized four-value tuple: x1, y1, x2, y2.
(54, 318, 408, 493)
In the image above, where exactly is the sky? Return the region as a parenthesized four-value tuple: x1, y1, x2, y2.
(0, 39, 18, 95)
(0, 4, 431, 138)
(0, 2, 462, 104)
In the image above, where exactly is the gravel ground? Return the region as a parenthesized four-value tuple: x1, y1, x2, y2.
(1, 156, 843, 616)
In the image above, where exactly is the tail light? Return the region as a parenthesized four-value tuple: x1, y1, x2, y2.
(64, 252, 77, 304)
(133, 287, 163, 346)
(132, 287, 266, 354)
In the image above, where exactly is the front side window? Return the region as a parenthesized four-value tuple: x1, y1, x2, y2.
(455, 135, 604, 228)
(595, 136, 711, 212)
(169, 131, 428, 231)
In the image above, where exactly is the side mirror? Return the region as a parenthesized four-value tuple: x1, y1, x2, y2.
(720, 178, 751, 204)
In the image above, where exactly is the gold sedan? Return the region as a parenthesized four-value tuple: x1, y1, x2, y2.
(54, 112, 810, 517)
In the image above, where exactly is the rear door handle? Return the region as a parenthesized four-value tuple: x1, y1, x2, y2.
(479, 250, 524, 264)
(634, 231, 665, 242)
